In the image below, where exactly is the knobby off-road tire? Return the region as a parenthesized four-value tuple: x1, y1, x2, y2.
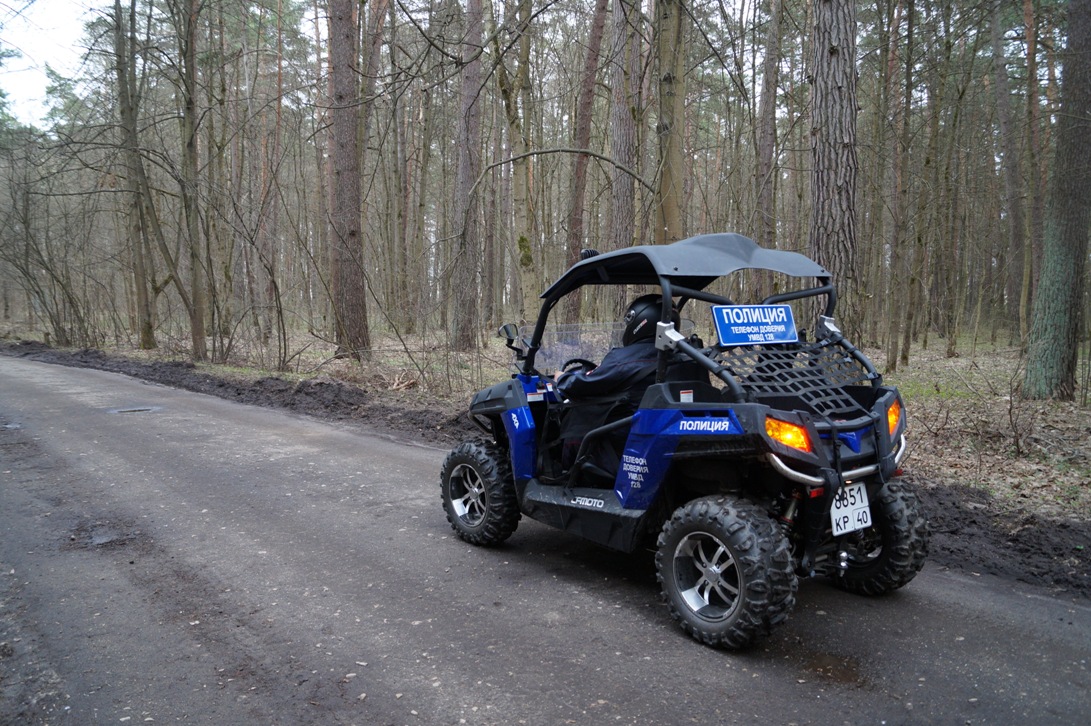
(832, 479, 928, 596)
(440, 439, 521, 546)
(656, 496, 798, 649)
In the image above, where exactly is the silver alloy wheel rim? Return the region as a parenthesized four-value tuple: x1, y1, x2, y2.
(450, 463, 487, 526)
(673, 531, 741, 621)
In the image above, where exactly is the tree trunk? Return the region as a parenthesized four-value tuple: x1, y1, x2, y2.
(1022, 0, 1044, 339)
(489, 0, 536, 325)
(206, 1, 234, 356)
(655, 0, 686, 245)
(115, 0, 195, 345)
(990, 0, 1026, 333)
(113, 0, 156, 351)
(754, 0, 783, 252)
(307, 0, 329, 337)
(450, 0, 484, 351)
(559, 0, 609, 324)
(409, 84, 434, 328)
(359, 0, 391, 236)
(327, 0, 371, 359)
(389, 3, 411, 333)
(809, 0, 859, 336)
(903, 3, 939, 368)
(176, 0, 207, 361)
(1024, 0, 1091, 399)
(608, 0, 641, 259)
(896, 0, 916, 366)
(883, 0, 905, 371)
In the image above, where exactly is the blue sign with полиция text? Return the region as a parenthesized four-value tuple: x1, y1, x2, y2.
(712, 304, 798, 346)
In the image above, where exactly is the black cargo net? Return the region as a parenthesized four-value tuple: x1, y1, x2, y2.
(714, 337, 874, 419)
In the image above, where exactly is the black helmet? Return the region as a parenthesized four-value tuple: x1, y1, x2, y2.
(622, 294, 676, 345)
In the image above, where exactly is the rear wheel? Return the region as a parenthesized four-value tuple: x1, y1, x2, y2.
(832, 479, 928, 595)
(656, 496, 797, 649)
(440, 439, 520, 546)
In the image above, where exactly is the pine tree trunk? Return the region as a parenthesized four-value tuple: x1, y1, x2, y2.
(327, 0, 371, 359)
(990, 0, 1026, 331)
(1024, 0, 1091, 399)
(559, 0, 609, 324)
(809, 0, 860, 335)
(655, 0, 686, 245)
(609, 0, 640, 255)
(754, 0, 783, 252)
(883, 0, 904, 372)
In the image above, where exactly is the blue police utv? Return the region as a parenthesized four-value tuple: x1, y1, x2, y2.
(440, 233, 927, 649)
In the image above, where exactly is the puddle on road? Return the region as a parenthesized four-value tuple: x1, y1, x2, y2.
(64, 520, 146, 551)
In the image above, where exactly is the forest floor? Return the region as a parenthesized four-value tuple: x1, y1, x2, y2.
(1, 337, 1088, 601)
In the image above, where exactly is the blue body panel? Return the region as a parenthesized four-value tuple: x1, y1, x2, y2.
(503, 405, 537, 480)
(614, 408, 744, 509)
(502, 374, 558, 480)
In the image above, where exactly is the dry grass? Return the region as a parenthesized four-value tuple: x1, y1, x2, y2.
(875, 342, 1091, 521)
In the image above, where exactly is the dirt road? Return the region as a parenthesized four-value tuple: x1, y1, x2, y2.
(2, 357, 1088, 724)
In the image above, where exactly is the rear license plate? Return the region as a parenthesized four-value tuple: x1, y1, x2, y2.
(831, 482, 871, 536)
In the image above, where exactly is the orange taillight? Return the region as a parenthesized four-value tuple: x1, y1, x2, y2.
(766, 417, 812, 453)
(887, 398, 903, 438)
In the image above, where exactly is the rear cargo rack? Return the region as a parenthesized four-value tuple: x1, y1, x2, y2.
(715, 334, 879, 420)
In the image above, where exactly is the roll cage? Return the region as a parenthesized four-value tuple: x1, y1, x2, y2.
(516, 233, 876, 405)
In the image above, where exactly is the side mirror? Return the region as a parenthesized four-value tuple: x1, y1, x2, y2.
(497, 323, 520, 342)
(498, 323, 527, 361)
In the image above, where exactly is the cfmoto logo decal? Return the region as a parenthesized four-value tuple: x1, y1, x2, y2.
(573, 496, 605, 509)
(510, 412, 520, 429)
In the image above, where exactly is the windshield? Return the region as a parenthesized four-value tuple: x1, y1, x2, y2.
(523, 321, 623, 375)
(524, 318, 696, 375)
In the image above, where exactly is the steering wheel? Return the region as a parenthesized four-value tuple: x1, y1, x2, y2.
(560, 357, 597, 374)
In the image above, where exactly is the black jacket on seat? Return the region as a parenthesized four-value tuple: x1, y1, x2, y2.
(552, 341, 706, 480)
(555, 340, 660, 401)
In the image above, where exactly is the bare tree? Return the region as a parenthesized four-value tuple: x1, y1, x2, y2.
(450, 0, 484, 351)
(488, 0, 537, 324)
(113, 0, 156, 351)
(170, 0, 208, 360)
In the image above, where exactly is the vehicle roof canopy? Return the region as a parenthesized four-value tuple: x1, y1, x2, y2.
(540, 233, 831, 302)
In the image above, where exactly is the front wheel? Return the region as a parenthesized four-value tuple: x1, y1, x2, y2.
(440, 439, 521, 546)
(656, 496, 798, 649)
(831, 479, 928, 596)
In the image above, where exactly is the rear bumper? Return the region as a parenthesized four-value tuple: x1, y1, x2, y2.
(767, 434, 907, 486)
